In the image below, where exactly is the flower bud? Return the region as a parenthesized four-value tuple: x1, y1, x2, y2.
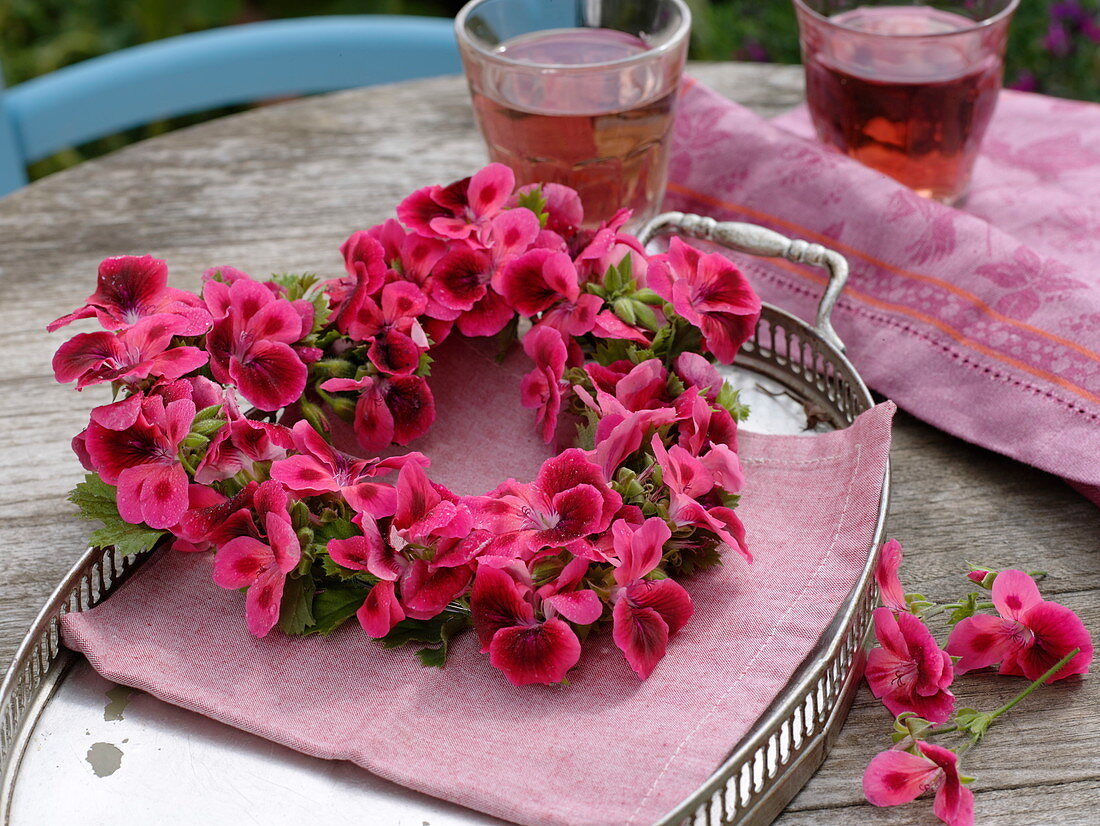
(967, 569, 997, 589)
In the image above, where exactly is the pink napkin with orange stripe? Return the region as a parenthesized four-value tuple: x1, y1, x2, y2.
(667, 81, 1100, 502)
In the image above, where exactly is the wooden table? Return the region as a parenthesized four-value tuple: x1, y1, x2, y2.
(1, 62, 1096, 825)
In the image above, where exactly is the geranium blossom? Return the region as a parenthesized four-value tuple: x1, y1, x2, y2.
(321, 374, 436, 450)
(471, 564, 582, 686)
(48, 255, 210, 334)
(52, 315, 209, 389)
(863, 742, 973, 826)
(398, 162, 514, 241)
(212, 482, 301, 637)
(610, 518, 694, 678)
(429, 246, 515, 337)
(875, 538, 909, 613)
(204, 277, 309, 411)
(649, 237, 761, 363)
(651, 434, 750, 562)
(519, 325, 569, 444)
(83, 393, 196, 529)
(471, 449, 621, 560)
(946, 569, 1093, 682)
(866, 607, 955, 723)
(194, 417, 295, 484)
(270, 420, 425, 517)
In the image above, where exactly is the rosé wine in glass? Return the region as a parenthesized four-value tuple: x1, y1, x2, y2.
(456, 0, 690, 229)
(795, 1, 1019, 204)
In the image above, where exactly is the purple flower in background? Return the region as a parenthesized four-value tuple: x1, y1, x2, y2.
(1051, 1, 1088, 24)
(1044, 21, 1073, 56)
(1082, 17, 1100, 43)
(736, 39, 770, 63)
(1007, 71, 1039, 93)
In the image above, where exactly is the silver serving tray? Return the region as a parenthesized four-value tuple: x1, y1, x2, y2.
(0, 213, 888, 826)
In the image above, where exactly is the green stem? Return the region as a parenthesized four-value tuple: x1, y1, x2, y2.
(920, 604, 955, 620)
(923, 724, 958, 737)
(989, 647, 1081, 721)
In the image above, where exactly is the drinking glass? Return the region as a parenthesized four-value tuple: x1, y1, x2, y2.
(455, 0, 691, 228)
(793, 0, 1019, 204)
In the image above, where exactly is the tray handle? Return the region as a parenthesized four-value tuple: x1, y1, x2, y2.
(638, 211, 850, 353)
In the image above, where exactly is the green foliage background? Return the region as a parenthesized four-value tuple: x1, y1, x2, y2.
(1, 1, 1098, 176)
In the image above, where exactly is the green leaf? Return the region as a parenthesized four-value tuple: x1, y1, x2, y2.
(495, 315, 520, 363)
(278, 574, 316, 635)
(514, 186, 549, 229)
(70, 474, 167, 556)
(955, 707, 994, 742)
(949, 592, 983, 625)
(307, 584, 368, 635)
(381, 606, 470, 665)
(319, 553, 371, 581)
(69, 474, 123, 522)
(416, 351, 434, 377)
(716, 382, 751, 422)
(415, 612, 470, 668)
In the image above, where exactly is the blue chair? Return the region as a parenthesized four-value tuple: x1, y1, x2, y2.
(0, 16, 461, 196)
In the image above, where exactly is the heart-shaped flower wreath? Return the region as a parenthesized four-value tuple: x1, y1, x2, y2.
(51, 164, 762, 686)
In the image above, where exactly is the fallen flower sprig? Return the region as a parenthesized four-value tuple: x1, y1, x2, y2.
(862, 540, 1094, 825)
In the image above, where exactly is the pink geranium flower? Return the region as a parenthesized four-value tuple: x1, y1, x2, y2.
(675, 352, 724, 402)
(204, 277, 309, 411)
(213, 481, 301, 637)
(331, 233, 390, 331)
(590, 309, 650, 345)
(519, 326, 568, 444)
(876, 538, 909, 613)
(574, 221, 649, 285)
(343, 281, 429, 376)
(946, 569, 1093, 682)
(53, 315, 209, 389)
(48, 255, 211, 334)
(471, 449, 622, 560)
(651, 434, 751, 562)
(321, 374, 436, 450)
(610, 518, 694, 678)
(429, 246, 515, 337)
(512, 182, 584, 236)
(270, 420, 425, 517)
(194, 417, 295, 484)
(498, 249, 582, 316)
(497, 247, 600, 337)
(328, 464, 475, 634)
(398, 163, 514, 241)
(649, 237, 762, 364)
(673, 386, 738, 454)
(83, 393, 196, 529)
(863, 742, 973, 826)
(171, 482, 258, 553)
(470, 564, 582, 686)
(390, 461, 473, 544)
(573, 384, 677, 478)
(866, 607, 956, 723)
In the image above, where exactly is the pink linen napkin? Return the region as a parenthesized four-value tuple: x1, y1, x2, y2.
(667, 81, 1100, 503)
(60, 332, 894, 826)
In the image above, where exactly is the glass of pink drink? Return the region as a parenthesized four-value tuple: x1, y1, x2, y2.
(455, 0, 691, 228)
(794, 1, 1019, 204)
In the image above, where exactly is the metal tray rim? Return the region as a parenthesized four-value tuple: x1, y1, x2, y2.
(1, 214, 889, 826)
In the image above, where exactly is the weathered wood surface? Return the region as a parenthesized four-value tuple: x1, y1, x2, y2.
(0, 62, 1097, 824)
